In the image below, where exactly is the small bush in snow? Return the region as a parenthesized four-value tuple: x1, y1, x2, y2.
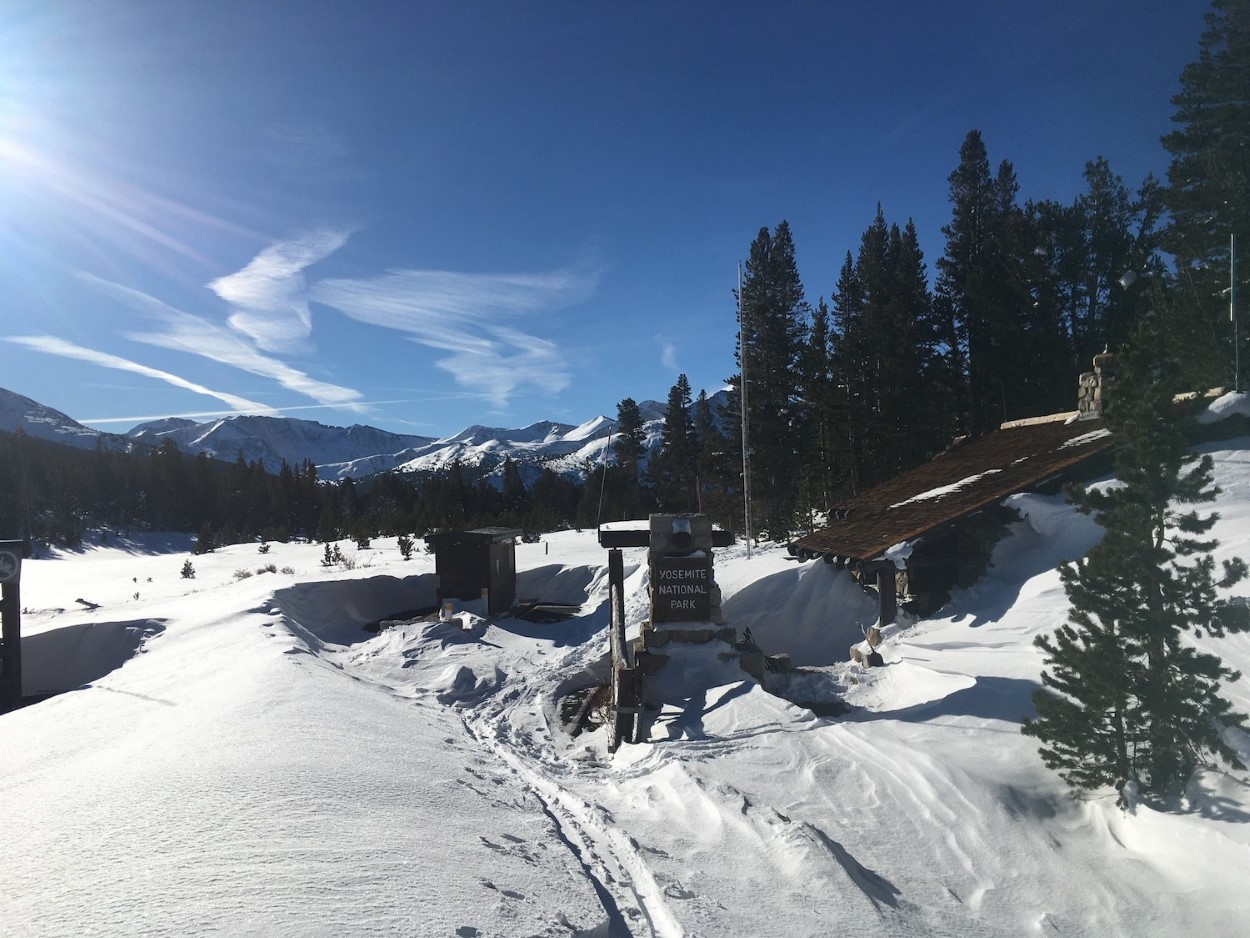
(321, 543, 345, 567)
(280, 565, 295, 575)
(181, 560, 195, 579)
(233, 568, 253, 580)
(397, 534, 415, 560)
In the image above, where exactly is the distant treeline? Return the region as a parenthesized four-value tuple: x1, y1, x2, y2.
(0, 432, 595, 546)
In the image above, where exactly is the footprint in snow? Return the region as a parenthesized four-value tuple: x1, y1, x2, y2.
(663, 882, 696, 900)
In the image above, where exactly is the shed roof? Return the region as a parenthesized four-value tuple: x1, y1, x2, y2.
(788, 414, 1115, 564)
(427, 527, 523, 547)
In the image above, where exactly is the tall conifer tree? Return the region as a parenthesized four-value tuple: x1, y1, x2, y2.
(650, 374, 699, 511)
(1024, 336, 1250, 800)
(1162, 0, 1250, 388)
(733, 221, 810, 537)
(612, 397, 650, 519)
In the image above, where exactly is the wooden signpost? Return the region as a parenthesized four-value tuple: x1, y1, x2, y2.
(0, 539, 24, 711)
(598, 515, 733, 750)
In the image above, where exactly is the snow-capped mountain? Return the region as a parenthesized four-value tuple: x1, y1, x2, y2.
(5, 386, 730, 483)
(126, 414, 439, 478)
(386, 416, 628, 484)
(120, 395, 712, 482)
(122, 410, 653, 482)
(0, 387, 131, 452)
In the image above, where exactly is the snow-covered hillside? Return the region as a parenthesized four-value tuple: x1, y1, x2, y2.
(4, 432, 1250, 934)
(4, 386, 726, 484)
(0, 386, 128, 451)
(126, 413, 439, 477)
(125, 408, 649, 483)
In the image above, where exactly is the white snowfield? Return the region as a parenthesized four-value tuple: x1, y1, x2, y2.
(4, 439, 1250, 937)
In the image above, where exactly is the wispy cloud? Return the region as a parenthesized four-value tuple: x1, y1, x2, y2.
(208, 229, 351, 353)
(5, 336, 274, 414)
(660, 340, 678, 371)
(79, 396, 466, 426)
(430, 328, 571, 407)
(310, 264, 597, 406)
(78, 272, 367, 412)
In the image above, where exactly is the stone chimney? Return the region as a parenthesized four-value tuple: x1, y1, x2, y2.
(1077, 351, 1117, 419)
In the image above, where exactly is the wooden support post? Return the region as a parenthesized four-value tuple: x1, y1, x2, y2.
(1, 584, 21, 711)
(876, 566, 897, 628)
(0, 540, 24, 711)
(607, 549, 640, 751)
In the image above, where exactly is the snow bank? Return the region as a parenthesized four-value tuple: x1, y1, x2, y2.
(20, 619, 165, 695)
(723, 560, 879, 666)
(272, 573, 438, 645)
(1197, 390, 1250, 424)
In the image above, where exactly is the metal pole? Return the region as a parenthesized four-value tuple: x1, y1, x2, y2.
(1233, 232, 1240, 393)
(738, 263, 752, 560)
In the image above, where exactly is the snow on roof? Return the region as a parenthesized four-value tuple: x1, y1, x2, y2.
(889, 470, 1003, 509)
(791, 417, 1117, 563)
(1197, 390, 1250, 424)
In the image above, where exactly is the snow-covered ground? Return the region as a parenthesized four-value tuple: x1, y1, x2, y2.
(4, 437, 1250, 936)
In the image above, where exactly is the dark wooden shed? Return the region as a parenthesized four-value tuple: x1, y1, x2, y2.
(427, 527, 522, 616)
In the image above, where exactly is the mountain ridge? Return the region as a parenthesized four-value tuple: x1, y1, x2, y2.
(2, 386, 737, 483)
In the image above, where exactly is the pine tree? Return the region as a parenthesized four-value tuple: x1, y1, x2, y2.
(192, 523, 216, 555)
(650, 374, 699, 511)
(613, 398, 650, 518)
(1162, 0, 1250, 388)
(831, 250, 866, 494)
(936, 130, 995, 435)
(880, 218, 940, 477)
(796, 298, 839, 520)
(733, 221, 810, 537)
(936, 132, 1046, 434)
(1024, 337, 1250, 801)
(501, 458, 530, 516)
(693, 390, 736, 526)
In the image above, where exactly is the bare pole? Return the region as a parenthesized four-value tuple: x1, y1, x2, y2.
(1233, 232, 1240, 393)
(738, 262, 752, 560)
(595, 421, 615, 528)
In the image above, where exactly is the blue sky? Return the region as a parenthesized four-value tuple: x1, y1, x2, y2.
(0, 0, 1209, 439)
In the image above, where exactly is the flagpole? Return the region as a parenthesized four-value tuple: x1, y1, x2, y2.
(738, 262, 752, 560)
(1233, 232, 1240, 393)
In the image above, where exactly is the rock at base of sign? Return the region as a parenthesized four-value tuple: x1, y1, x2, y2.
(644, 625, 736, 649)
(635, 651, 671, 675)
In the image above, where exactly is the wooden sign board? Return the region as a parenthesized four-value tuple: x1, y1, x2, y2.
(0, 541, 21, 584)
(651, 556, 712, 623)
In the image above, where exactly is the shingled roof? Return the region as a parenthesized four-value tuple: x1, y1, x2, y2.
(789, 413, 1116, 564)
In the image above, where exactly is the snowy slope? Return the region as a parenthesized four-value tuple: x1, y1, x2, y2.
(126, 413, 438, 477)
(0, 386, 130, 451)
(124, 408, 651, 482)
(7, 386, 711, 483)
(4, 434, 1250, 935)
